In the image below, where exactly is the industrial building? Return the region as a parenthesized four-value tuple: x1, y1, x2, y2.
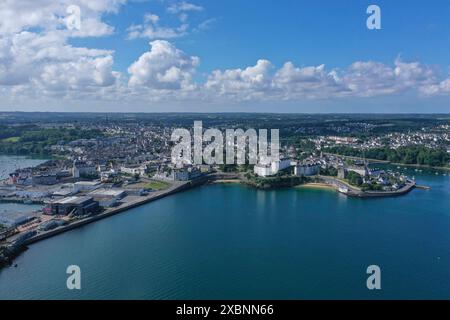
(51, 196, 99, 216)
(88, 188, 125, 207)
(73, 181, 102, 193)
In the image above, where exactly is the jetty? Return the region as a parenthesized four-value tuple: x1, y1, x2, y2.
(415, 185, 431, 190)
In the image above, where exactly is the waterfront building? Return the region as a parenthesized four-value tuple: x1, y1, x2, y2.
(14, 188, 50, 199)
(294, 163, 320, 177)
(271, 158, 291, 174)
(254, 158, 292, 177)
(88, 189, 125, 207)
(254, 164, 272, 177)
(0, 212, 36, 228)
(50, 196, 99, 216)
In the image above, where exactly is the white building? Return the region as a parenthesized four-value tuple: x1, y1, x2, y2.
(253, 164, 273, 177)
(120, 165, 147, 177)
(254, 158, 292, 177)
(294, 163, 320, 177)
(271, 158, 291, 174)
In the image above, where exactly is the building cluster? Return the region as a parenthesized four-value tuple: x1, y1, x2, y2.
(253, 156, 322, 178)
(251, 151, 408, 192)
(312, 129, 450, 153)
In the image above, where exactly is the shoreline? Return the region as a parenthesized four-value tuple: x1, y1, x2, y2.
(324, 152, 450, 171)
(210, 179, 242, 184)
(296, 183, 336, 191)
(22, 181, 191, 247)
(390, 162, 450, 171)
(0, 172, 419, 268)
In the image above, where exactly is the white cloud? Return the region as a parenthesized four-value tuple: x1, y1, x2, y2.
(342, 59, 440, 97)
(203, 58, 450, 101)
(127, 13, 189, 40)
(128, 40, 199, 90)
(0, 0, 125, 102)
(127, 3, 209, 40)
(273, 62, 347, 99)
(0, 0, 448, 109)
(205, 60, 273, 100)
(0, 0, 124, 36)
(167, 1, 203, 14)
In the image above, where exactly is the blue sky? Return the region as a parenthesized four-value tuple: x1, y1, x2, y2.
(0, 0, 449, 112)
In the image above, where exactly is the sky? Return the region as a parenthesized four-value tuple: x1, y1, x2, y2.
(0, 0, 449, 113)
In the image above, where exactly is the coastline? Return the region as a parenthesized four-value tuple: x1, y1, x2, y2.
(1, 172, 419, 268)
(210, 179, 242, 184)
(22, 181, 191, 246)
(296, 183, 336, 191)
(324, 152, 450, 171)
(0, 180, 191, 268)
(391, 162, 450, 171)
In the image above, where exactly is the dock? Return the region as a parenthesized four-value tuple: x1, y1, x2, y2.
(415, 185, 431, 190)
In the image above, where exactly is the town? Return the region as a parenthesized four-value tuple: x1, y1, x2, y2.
(1, 113, 449, 267)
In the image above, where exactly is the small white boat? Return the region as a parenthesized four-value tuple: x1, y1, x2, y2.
(338, 186, 349, 194)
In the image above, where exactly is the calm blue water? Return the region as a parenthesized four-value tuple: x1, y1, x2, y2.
(0, 155, 48, 180)
(0, 156, 47, 222)
(0, 165, 449, 299)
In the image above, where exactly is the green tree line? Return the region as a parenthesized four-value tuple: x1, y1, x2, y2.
(325, 145, 450, 167)
(0, 127, 104, 156)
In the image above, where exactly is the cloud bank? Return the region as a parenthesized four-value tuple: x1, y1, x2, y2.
(0, 0, 449, 109)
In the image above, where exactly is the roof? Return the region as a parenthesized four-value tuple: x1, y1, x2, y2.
(88, 188, 125, 197)
(74, 181, 101, 186)
(56, 196, 93, 205)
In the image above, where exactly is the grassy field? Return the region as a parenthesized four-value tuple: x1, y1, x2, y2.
(143, 180, 170, 190)
(1, 137, 19, 143)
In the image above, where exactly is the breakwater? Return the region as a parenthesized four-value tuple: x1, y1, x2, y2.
(313, 175, 416, 198)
